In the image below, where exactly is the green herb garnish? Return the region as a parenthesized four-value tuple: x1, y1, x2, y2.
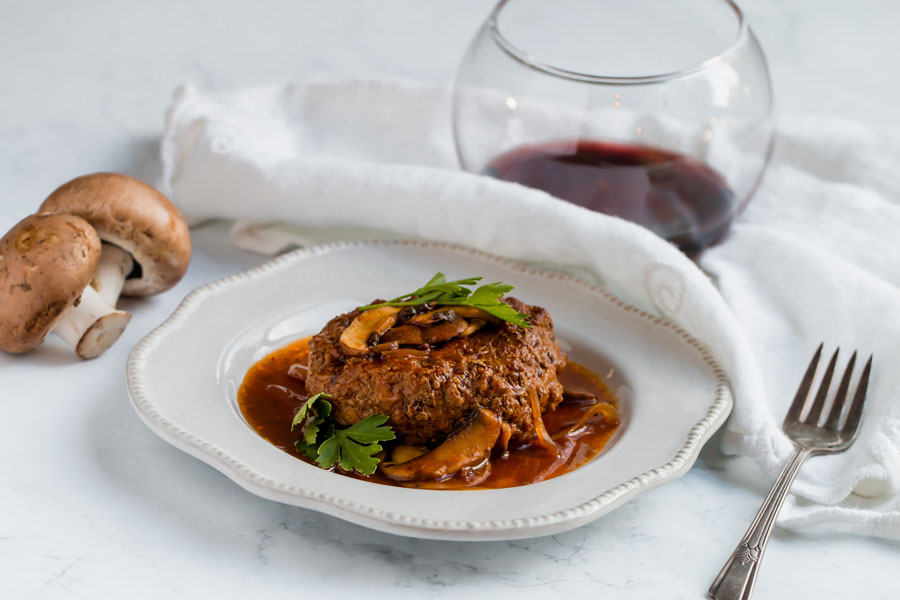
(316, 415, 396, 474)
(291, 392, 396, 475)
(357, 272, 530, 327)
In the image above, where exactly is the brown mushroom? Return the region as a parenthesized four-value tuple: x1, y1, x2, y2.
(39, 173, 192, 304)
(408, 308, 458, 326)
(390, 445, 428, 464)
(460, 319, 486, 337)
(381, 318, 468, 346)
(409, 306, 502, 326)
(369, 341, 399, 354)
(339, 306, 401, 355)
(396, 460, 492, 490)
(380, 408, 503, 481)
(379, 325, 425, 345)
(0, 213, 131, 358)
(425, 318, 469, 343)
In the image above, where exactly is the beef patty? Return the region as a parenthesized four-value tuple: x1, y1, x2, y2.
(305, 297, 567, 446)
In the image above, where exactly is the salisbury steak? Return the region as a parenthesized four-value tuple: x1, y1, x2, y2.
(305, 298, 567, 446)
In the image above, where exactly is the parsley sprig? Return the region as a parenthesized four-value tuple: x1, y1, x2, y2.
(357, 272, 530, 327)
(291, 392, 396, 475)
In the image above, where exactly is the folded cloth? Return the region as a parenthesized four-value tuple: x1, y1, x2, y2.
(161, 78, 900, 539)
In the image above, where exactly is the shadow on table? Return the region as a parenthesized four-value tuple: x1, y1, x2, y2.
(0, 338, 83, 367)
(84, 377, 656, 590)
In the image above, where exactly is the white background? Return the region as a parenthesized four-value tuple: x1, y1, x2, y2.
(1, 1, 898, 598)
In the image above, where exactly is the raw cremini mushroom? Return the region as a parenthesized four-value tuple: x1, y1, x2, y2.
(0, 213, 131, 358)
(39, 173, 191, 305)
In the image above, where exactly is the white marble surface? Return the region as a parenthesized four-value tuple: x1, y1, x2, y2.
(1, 1, 898, 598)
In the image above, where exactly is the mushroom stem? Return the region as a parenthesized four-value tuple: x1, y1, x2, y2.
(53, 285, 132, 359)
(91, 243, 134, 307)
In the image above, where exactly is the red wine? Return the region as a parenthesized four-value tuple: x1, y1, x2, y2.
(485, 140, 737, 254)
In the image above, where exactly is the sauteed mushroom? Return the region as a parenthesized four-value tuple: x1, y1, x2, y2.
(369, 341, 399, 354)
(460, 319, 486, 337)
(339, 306, 401, 355)
(380, 408, 503, 481)
(381, 318, 468, 346)
(390, 445, 428, 464)
(409, 306, 501, 326)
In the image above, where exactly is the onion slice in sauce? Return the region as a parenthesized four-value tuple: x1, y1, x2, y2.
(553, 401, 617, 439)
(528, 388, 558, 451)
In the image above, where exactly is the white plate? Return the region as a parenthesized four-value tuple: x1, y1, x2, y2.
(127, 241, 732, 541)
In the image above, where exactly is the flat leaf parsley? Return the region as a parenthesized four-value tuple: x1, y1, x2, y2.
(357, 272, 530, 327)
(291, 393, 395, 475)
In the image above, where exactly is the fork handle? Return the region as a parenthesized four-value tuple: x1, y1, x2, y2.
(708, 446, 811, 600)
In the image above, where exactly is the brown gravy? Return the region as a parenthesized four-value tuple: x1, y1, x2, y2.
(238, 337, 620, 489)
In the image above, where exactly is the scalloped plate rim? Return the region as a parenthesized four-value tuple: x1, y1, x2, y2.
(126, 239, 733, 540)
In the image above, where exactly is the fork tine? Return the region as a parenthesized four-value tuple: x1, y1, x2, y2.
(825, 351, 856, 430)
(842, 355, 873, 439)
(784, 343, 823, 426)
(805, 348, 840, 425)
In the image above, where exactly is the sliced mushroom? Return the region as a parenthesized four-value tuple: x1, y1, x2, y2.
(394, 304, 433, 324)
(397, 459, 492, 490)
(409, 306, 502, 326)
(460, 319, 486, 337)
(408, 308, 459, 326)
(379, 325, 425, 345)
(381, 318, 468, 346)
(380, 408, 503, 482)
(39, 173, 192, 300)
(339, 306, 401, 355)
(390, 445, 428, 464)
(369, 341, 399, 354)
(0, 213, 131, 358)
(449, 306, 503, 324)
(421, 320, 469, 344)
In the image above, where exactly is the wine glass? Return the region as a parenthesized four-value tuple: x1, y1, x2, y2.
(453, 0, 774, 254)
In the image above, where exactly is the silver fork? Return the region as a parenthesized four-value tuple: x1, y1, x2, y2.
(708, 344, 873, 600)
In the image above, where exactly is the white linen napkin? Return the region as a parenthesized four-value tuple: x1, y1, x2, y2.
(161, 78, 900, 539)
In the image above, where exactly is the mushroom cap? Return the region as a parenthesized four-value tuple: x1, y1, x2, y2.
(39, 173, 191, 296)
(0, 213, 101, 353)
